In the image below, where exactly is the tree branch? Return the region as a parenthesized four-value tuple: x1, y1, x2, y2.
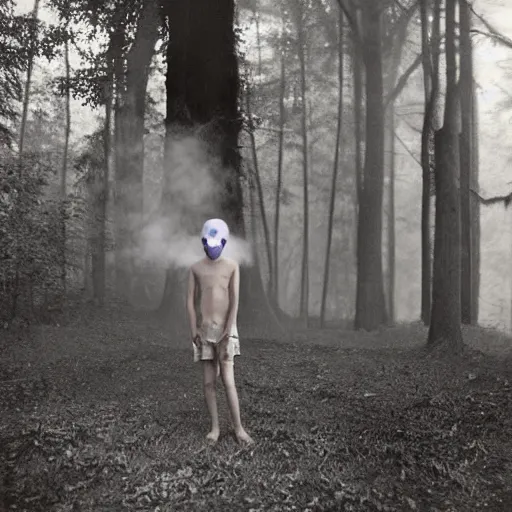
(468, 2, 512, 50)
(394, 131, 421, 168)
(470, 28, 512, 50)
(470, 188, 512, 207)
(384, 51, 423, 108)
(335, 0, 358, 41)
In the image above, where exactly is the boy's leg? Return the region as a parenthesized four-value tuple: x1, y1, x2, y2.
(220, 360, 253, 444)
(202, 360, 220, 442)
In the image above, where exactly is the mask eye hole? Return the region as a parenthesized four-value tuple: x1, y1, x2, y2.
(201, 237, 207, 245)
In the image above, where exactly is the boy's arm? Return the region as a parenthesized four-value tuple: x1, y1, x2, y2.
(186, 268, 198, 341)
(224, 261, 240, 336)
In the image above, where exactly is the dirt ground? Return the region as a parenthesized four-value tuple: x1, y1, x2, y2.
(1, 304, 512, 511)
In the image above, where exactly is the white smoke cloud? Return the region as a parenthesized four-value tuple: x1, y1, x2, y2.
(130, 133, 253, 269)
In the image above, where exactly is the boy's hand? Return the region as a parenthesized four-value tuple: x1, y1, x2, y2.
(192, 334, 201, 347)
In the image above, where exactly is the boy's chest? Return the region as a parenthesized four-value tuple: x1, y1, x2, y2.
(196, 265, 232, 287)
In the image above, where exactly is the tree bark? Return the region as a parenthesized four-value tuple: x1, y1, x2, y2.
(114, 0, 160, 297)
(459, 0, 476, 325)
(428, 0, 463, 351)
(355, 1, 387, 330)
(320, 10, 344, 329)
(160, 0, 282, 338)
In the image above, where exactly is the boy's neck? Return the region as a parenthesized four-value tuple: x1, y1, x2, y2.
(203, 255, 224, 264)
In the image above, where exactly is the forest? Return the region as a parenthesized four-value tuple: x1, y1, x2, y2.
(1, 0, 512, 510)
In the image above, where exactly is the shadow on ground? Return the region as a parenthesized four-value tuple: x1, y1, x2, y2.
(1, 304, 512, 511)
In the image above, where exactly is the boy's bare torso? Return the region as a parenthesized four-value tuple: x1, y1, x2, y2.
(191, 257, 237, 330)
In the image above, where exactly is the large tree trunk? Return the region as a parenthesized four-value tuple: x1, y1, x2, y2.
(427, 0, 463, 351)
(459, 0, 476, 325)
(114, 0, 160, 298)
(355, 1, 387, 330)
(320, 10, 344, 329)
(160, 0, 282, 338)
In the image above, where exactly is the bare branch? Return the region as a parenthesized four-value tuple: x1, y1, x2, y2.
(385, 51, 423, 108)
(468, 3, 512, 50)
(394, 131, 421, 168)
(470, 188, 512, 207)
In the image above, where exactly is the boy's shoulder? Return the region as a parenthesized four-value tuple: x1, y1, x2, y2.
(190, 258, 205, 273)
(222, 257, 238, 268)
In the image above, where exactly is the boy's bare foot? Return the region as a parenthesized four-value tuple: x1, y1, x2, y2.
(235, 428, 254, 445)
(206, 429, 220, 444)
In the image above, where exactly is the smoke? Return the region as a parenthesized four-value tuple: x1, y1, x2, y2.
(132, 134, 253, 269)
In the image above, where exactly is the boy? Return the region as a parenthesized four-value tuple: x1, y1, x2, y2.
(186, 218, 253, 445)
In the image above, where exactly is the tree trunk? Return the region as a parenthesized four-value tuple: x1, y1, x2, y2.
(386, 110, 395, 323)
(427, 0, 463, 351)
(420, 0, 439, 325)
(352, 32, 363, 208)
(18, 0, 40, 164)
(60, 38, 71, 296)
(273, 14, 286, 309)
(320, 10, 344, 329)
(297, 1, 310, 326)
(160, 0, 282, 338)
(114, 0, 160, 297)
(246, 85, 273, 293)
(471, 77, 480, 322)
(94, 65, 114, 306)
(459, 0, 475, 325)
(355, 1, 387, 330)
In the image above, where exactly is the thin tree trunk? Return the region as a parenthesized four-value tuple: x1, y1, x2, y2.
(60, 38, 71, 296)
(246, 85, 273, 293)
(471, 77, 480, 321)
(249, 168, 261, 269)
(94, 50, 114, 305)
(387, 111, 395, 322)
(61, 39, 71, 198)
(355, 1, 387, 330)
(459, 0, 474, 324)
(18, 0, 40, 164)
(297, 1, 310, 326)
(420, 0, 438, 325)
(320, 10, 344, 329)
(274, 14, 286, 309)
(428, 0, 463, 351)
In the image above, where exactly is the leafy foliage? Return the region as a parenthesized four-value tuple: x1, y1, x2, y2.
(0, 153, 66, 322)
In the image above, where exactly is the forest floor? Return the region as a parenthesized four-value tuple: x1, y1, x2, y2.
(1, 303, 512, 512)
